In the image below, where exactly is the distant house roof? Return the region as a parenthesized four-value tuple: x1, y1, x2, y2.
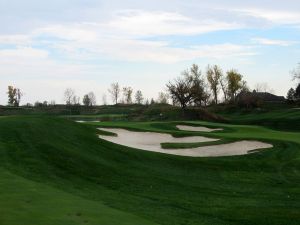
(238, 90, 286, 102)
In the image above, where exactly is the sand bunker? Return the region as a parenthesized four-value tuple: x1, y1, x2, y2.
(177, 125, 223, 132)
(98, 128, 272, 157)
(76, 120, 100, 123)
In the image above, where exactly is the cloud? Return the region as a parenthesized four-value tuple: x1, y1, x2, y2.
(30, 29, 256, 63)
(0, 35, 32, 45)
(234, 8, 300, 25)
(94, 41, 256, 63)
(5, 15, 250, 64)
(106, 10, 242, 37)
(252, 38, 297, 46)
(0, 47, 48, 63)
(34, 25, 98, 42)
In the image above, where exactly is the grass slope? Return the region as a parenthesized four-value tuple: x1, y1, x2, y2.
(0, 116, 300, 225)
(219, 108, 300, 131)
(0, 169, 157, 225)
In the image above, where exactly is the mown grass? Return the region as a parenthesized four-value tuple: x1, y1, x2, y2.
(0, 116, 299, 225)
(220, 108, 300, 131)
(0, 168, 157, 225)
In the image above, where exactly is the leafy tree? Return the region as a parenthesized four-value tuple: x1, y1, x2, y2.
(108, 83, 120, 105)
(7, 86, 22, 107)
(7, 86, 16, 106)
(123, 87, 133, 104)
(188, 64, 207, 106)
(206, 65, 222, 104)
(135, 90, 144, 104)
(83, 94, 91, 107)
(226, 69, 243, 102)
(287, 88, 296, 102)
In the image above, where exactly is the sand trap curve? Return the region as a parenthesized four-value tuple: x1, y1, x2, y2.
(98, 128, 273, 157)
(177, 125, 223, 132)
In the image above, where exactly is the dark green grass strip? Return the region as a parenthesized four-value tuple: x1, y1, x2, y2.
(161, 139, 234, 149)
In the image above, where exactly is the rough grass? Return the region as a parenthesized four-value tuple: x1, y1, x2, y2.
(0, 116, 299, 225)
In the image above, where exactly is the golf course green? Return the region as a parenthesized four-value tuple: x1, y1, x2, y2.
(0, 115, 299, 225)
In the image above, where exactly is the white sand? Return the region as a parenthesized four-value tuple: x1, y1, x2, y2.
(98, 128, 272, 157)
(76, 120, 100, 123)
(177, 125, 223, 132)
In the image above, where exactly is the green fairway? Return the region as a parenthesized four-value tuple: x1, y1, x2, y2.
(0, 116, 299, 225)
(0, 169, 158, 225)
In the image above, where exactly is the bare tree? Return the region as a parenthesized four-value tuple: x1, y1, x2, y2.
(188, 64, 207, 106)
(88, 92, 96, 106)
(254, 82, 274, 93)
(241, 81, 250, 93)
(135, 90, 144, 104)
(102, 94, 107, 105)
(202, 85, 211, 106)
(167, 64, 210, 108)
(206, 65, 222, 104)
(49, 100, 56, 106)
(108, 83, 120, 105)
(167, 76, 193, 109)
(220, 75, 229, 103)
(72, 95, 80, 105)
(157, 92, 169, 104)
(123, 86, 133, 104)
(16, 89, 23, 106)
(64, 88, 75, 105)
(291, 63, 300, 81)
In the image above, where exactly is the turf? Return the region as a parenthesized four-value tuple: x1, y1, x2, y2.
(219, 108, 300, 131)
(0, 168, 157, 225)
(0, 116, 300, 225)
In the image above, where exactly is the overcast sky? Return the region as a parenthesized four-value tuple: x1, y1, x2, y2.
(0, 0, 299, 104)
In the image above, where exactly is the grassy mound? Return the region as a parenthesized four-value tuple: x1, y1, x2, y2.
(209, 103, 300, 131)
(0, 116, 300, 225)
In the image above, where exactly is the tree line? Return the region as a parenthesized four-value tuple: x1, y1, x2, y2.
(3, 63, 299, 107)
